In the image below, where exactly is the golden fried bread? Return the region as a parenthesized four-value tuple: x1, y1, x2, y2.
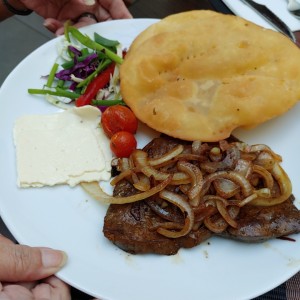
(120, 11, 300, 141)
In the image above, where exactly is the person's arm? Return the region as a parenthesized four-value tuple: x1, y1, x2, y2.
(0, 0, 32, 21)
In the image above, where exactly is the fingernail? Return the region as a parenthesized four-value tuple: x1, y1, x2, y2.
(82, 0, 96, 5)
(55, 28, 65, 36)
(43, 20, 56, 33)
(41, 248, 68, 270)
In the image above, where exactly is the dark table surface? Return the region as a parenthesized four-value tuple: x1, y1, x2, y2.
(1, 0, 299, 299)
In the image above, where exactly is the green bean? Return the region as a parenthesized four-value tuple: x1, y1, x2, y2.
(91, 99, 126, 106)
(67, 26, 123, 64)
(46, 63, 59, 88)
(64, 20, 71, 43)
(94, 32, 119, 48)
(57, 79, 65, 88)
(81, 48, 90, 56)
(28, 88, 80, 99)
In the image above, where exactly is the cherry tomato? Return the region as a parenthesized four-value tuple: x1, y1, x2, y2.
(101, 105, 138, 138)
(110, 131, 137, 158)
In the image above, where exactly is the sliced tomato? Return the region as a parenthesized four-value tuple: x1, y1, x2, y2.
(101, 105, 138, 138)
(75, 63, 115, 107)
(110, 131, 137, 158)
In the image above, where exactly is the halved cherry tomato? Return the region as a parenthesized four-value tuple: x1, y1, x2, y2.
(110, 131, 137, 158)
(101, 105, 138, 138)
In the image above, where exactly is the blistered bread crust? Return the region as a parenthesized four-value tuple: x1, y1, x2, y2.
(120, 11, 300, 141)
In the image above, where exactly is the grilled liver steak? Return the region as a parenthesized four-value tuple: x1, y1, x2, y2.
(103, 136, 300, 255)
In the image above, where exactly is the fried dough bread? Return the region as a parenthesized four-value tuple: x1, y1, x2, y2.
(120, 11, 300, 141)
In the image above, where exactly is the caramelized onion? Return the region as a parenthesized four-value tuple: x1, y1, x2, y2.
(200, 146, 240, 173)
(131, 149, 190, 184)
(140, 165, 190, 184)
(148, 144, 184, 166)
(203, 195, 229, 207)
(252, 165, 274, 189)
(229, 193, 258, 207)
(249, 145, 282, 162)
(254, 151, 276, 170)
(116, 157, 131, 172)
(251, 162, 292, 206)
(209, 147, 222, 162)
(204, 206, 240, 233)
(234, 159, 252, 178)
(110, 169, 133, 186)
(204, 215, 228, 233)
(216, 200, 238, 228)
(81, 175, 173, 204)
(203, 171, 253, 198)
(133, 174, 151, 191)
(192, 140, 202, 154)
(157, 190, 194, 238)
(146, 198, 183, 222)
(213, 178, 239, 199)
(177, 161, 203, 206)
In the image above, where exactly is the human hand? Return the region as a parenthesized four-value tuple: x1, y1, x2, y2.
(0, 235, 69, 300)
(19, 0, 132, 35)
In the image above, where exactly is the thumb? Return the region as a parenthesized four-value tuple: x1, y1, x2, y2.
(0, 238, 67, 282)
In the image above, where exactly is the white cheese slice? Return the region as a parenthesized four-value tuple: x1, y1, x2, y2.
(14, 106, 112, 188)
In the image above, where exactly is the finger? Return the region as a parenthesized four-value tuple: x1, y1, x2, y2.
(0, 284, 34, 300)
(0, 243, 67, 282)
(73, 14, 98, 28)
(2, 280, 37, 290)
(31, 276, 71, 300)
(54, 18, 96, 36)
(55, 27, 66, 36)
(43, 18, 64, 34)
(0, 235, 16, 245)
(91, 6, 111, 22)
(97, 0, 132, 19)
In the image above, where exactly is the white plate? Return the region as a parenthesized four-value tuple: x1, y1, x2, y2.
(0, 19, 300, 300)
(222, 0, 300, 31)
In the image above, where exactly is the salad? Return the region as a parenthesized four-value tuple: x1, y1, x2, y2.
(28, 23, 138, 158)
(28, 22, 124, 110)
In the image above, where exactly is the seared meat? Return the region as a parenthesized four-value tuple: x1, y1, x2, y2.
(104, 180, 300, 255)
(104, 202, 212, 255)
(220, 195, 300, 242)
(103, 136, 300, 255)
(104, 180, 211, 255)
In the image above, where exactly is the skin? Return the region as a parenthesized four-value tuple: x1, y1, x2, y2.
(0, 235, 70, 300)
(1, 0, 132, 35)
